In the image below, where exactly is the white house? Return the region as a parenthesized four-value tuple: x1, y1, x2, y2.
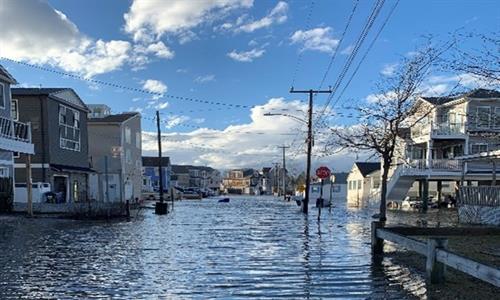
(347, 162, 380, 207)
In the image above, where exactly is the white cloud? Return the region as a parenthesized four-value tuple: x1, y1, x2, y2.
(380, 63, 398, 76)
(236, 1, 288, 33)
(156, 102, 169, 110)
(143, 79, 167, 99)
(176, 68, 188, 73)
(341, 45, 354, 55)
(141, 98, 357, 171)
(228, 48, 265, 62)
(290, 27, 339, 53)
(195, 74, 216, 83)
(165, 115, 191, 129)
(124, 0, 253, 43)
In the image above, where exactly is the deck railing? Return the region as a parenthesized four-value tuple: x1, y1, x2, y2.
(404, 159, 462, 171)
(0, 116, 31, 143)
(458, 186, 500, 207)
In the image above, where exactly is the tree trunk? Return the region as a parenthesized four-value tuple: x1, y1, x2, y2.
(379, 158, 390, 223)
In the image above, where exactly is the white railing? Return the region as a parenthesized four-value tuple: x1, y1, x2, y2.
(0, 116, 31, 143)
(431, 122, 466, 136)
(400, 159, 462, 174)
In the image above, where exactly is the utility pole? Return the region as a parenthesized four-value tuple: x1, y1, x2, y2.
(290, 88, 332, 214)
(278, 145, 290, 201)
(155, 110, 167, 215)
(273, 162, 280, 196)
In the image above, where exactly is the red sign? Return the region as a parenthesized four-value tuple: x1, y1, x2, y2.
(315, 166, 331, 179)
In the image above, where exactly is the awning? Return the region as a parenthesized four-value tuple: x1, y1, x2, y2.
(50, 164, 96, 173)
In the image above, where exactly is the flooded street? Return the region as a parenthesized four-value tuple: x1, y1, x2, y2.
(0, 196, 433, 299)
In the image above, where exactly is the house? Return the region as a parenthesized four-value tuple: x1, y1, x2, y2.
(12, 87, 92, 204)
(87, 105, 142, 202)
(386, 88, 500, 204)
(260, 165, 292, 195)
(222, 168, 261, 195)
(0, 65, 34, 211)
(171, 164, 221, 192)
(347, 162, 381, 207)
(260, 167, 273, 194)
(142, 156, 171, 193)
(309, 172, 348, 202)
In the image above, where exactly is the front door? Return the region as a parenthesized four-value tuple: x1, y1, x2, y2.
(53, 176, 67, 203)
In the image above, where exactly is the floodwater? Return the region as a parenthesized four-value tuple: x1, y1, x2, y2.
(0, 196, 439, 299)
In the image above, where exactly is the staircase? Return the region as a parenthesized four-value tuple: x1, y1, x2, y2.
(386, 165, 416, 202)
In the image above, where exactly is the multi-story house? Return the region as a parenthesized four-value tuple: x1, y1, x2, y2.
(0, 66, 34, 211)
(346, 162, 381, 207)
(87, 105, 142, 202)
(142, 156, 171, 193)
(12, 87, 91, 203)
(171, 165, 221, 192)
(222, 168, 261, 195)
(386, 88, 500, 203)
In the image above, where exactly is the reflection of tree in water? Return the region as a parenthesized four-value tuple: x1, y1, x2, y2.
(301, 215, 311, 299)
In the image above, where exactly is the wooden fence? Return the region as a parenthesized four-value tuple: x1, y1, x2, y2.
(458, 186, 500, 207)
(371, 222, 500, 287)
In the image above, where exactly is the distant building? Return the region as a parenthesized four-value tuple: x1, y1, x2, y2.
(309, 172, 348, 201)
(222, 168, 261, 195)
(171, 164, 221, 192)
(12, 88, 92, 203)
(260, 165, 292, 195)
(88, 107, 142, 202)
(142, 157, 171, 193)
(347, 162, 381, 207)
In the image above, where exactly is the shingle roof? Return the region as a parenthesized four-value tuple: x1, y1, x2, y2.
(88, 113, 139, 123)
(421, 89, 500, 105)
(171, 164, 216, 174)
(11, 87, 68, 95)
(0, 64, 17, 84)
(355, 162, 380, 177)
(12, 87, 88, 111)
(171, 165, 190, 174)
(142, 156, 171, 167)
(332, 172, 348, 184)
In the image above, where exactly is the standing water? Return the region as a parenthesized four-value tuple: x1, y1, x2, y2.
(0, 196, 428, 299)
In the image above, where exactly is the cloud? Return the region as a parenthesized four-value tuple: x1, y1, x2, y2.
(0, 0, 134, 77)
(341, 45, 354, 55)
(228, 48, 265, 62)
(235, 1, 288, 33)
(290, 27, 339, 53)
(380, 63, 398, 76)
(141, 98, 357, 171)
(165, 115, 191, 129)
(143, 79, 167, 99)
(124, 0, 253, 43)
(195, 74, 216, 83)
(156, 102, 169, 110)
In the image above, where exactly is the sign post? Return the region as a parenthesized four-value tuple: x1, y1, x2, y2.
(329, 174, 336, 213)
(315, 166, 331, 221)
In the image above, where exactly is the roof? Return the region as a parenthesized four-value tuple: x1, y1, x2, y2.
(12, 87, 89, 111)
(332, 172, 348, 184)
(142, 156, 171, 167)
(88, 112, 139, 123)
(354, 162, 380, 177)
(0, 64, 17, 84)
(172, 164, 216, 174)
(421, 88, 500, 105)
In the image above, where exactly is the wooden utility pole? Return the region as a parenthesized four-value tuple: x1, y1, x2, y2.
(26, 154, 33, 217)
(290, 88, 332, 213)
(155, 110, 167, 215)
(273, 162, 280, 196)
(278, 145, 290, 201)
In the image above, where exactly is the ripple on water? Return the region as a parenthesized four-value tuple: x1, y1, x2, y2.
(0, 196, 427, 299)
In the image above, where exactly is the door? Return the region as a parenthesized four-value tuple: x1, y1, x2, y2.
(53, 176, 67, 203)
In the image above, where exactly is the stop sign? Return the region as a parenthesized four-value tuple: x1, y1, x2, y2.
(315, 166, 331, 179)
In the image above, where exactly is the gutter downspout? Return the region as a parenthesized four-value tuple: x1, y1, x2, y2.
(39, 96, 47, 181)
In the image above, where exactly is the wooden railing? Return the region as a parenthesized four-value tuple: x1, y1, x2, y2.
(372, 222, 500, 287)
(458, 186, 500, 207)
(0, 116, 31, 143)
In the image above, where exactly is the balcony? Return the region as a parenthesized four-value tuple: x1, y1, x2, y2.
(401, 159, 462, 176)
(0, 116, 34, 154)
(411, 122, 467, 141)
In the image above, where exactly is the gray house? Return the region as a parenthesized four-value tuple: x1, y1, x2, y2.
(88, 104, 142, 202)
(0, 65, 34, 211)
(12, 88, 92, 203)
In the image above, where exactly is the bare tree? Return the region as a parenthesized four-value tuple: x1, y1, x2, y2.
(445, 32, 500, 84)
(327, 45, 446, 222)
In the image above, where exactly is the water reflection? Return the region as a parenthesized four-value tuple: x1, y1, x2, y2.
(0, 196, 430, 299)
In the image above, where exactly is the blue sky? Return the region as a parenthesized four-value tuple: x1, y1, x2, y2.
(0, 0, 498, 171)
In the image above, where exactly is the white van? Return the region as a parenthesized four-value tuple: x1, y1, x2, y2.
(14, 182, 51, 203)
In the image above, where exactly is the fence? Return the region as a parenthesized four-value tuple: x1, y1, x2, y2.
(458, 186, 500, 207)
(372, 222, 500, 287)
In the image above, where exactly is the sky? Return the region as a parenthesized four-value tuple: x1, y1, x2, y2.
(0, 0, 498, 174)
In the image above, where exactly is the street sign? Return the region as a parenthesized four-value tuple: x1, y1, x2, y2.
(315, 166, 331, 179)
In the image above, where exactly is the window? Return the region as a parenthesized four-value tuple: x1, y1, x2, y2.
(332, 185, 341, 193)
(11, 99, 18, 121)
(13, 152, 20, 158)
(125, 149, 132, 164)
(73, 181, 79, 202)
(470, 143, 488, 155)
(357, 180, 362, 190)
(348, 181, 352, 190)
(136, 132, 141, 148)
(59, 105, 81, 151)
(495, 107, 500, 129)
(125, 126, 131, 143)
(0, 167, 9, 178)
(476, 106, 491, 128)
(0, 83, 4, 109)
